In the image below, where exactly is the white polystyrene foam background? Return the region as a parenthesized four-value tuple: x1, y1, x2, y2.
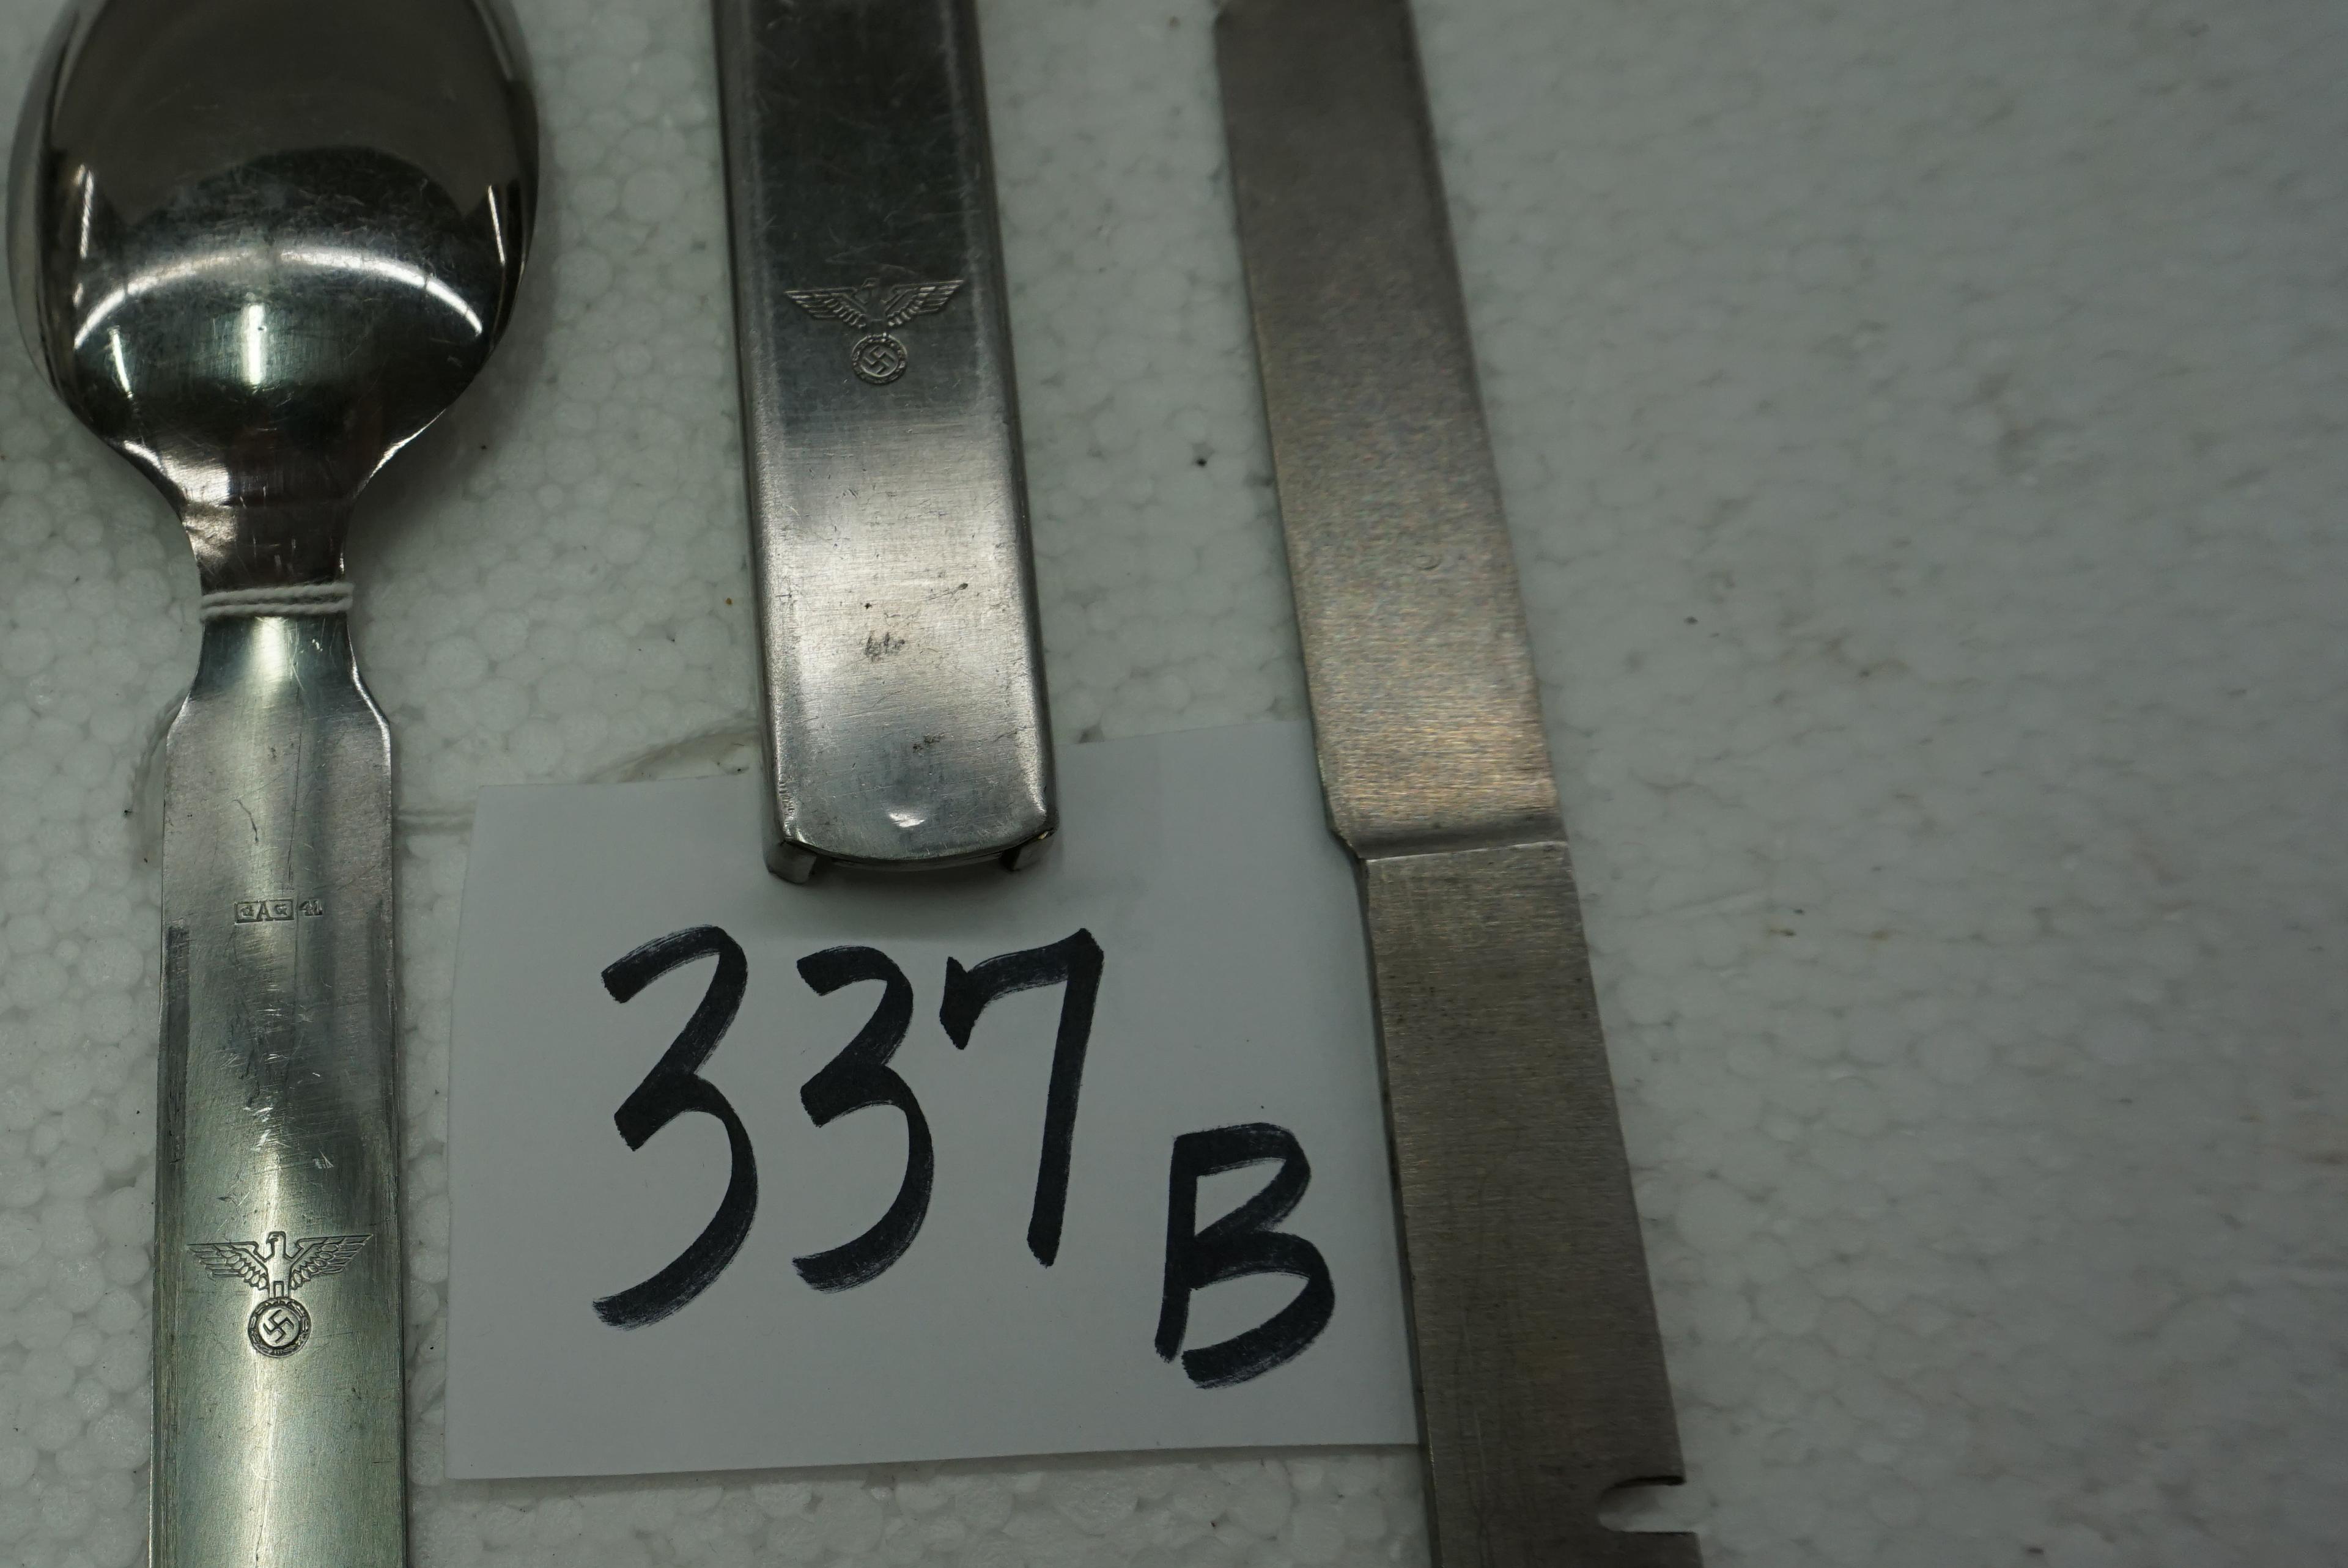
(1, 0, 2343, 1561)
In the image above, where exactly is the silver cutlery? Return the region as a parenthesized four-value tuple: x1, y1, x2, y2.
(10, 0, 536, 1560)
(1216, 0, 1698, 1562)
(713, 0, 1055, 881)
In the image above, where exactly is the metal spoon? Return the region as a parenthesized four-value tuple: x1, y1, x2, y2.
(9, 2, 536, 1562)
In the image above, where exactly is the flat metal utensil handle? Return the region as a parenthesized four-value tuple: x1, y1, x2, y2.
(1367, 845, 1696, 1568)
(714, 0, 1055, 882)
(152, 614, 405, 1568)
(1215, 0, 1698, 1562)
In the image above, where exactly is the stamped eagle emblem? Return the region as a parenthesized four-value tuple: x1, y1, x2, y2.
(783, 274, 964, 385)
(188, 1230, 371, 1358)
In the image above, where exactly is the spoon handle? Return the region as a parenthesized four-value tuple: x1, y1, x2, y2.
(150, 613, 406, 1567)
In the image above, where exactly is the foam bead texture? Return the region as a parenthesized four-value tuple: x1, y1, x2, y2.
(0, 0, 2342, 1562)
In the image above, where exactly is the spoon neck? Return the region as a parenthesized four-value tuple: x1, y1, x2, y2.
(179, 502, 352, 596)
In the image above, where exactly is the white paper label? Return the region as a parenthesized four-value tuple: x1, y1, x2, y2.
(445, 722, 1419, 1480)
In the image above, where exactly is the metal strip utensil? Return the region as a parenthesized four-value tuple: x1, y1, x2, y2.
(1214, 2, 1699, 1564)
(714, 0, 1056, 882)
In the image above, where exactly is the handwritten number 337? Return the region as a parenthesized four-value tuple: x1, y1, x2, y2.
(589, 925, 1334, 1388)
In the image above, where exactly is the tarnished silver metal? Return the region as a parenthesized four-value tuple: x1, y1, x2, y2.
(714, 0, 1055, 882)
(9, 1, 536, 1562)
(1216, 1, 1697, 1564)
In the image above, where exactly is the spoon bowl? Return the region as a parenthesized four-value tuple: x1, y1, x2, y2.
(11, 0, 535, 583)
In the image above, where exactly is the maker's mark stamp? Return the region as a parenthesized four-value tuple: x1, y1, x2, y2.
(784, 275, 964, 385)
(234, 897, 325, 922)
(188, 1230, 371, 1358)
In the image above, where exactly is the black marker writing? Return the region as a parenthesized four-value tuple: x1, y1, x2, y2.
(589, 927, 1334, 1389)
(593, 926, 755, 1330)
(790, 946, 934, 1292)
(939, 929, 1104, 1264)
(1155, 1123, 1334, 1388)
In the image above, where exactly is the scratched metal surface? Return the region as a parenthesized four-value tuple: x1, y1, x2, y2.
(1217, 4, 1688, 1561)
(0, 0, 2343, 1562)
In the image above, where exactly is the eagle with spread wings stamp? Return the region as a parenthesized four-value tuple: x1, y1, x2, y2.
(188, 1230, 371, 1358)
(783, 275, 964, 385)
